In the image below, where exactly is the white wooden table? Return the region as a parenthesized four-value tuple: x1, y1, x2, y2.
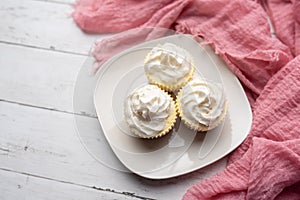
(0, 0, 227, 199)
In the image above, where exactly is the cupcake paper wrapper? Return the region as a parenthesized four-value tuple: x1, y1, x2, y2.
(125, 92, 177, 139)
(176, 90, 228, 132)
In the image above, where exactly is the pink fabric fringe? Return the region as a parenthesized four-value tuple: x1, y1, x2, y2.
(72, 0, 300, 199)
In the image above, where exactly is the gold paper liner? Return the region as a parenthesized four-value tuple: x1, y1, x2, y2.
(176, 89, 228, 132)
(125, 91, 177, 139)
(144, 49, 196, 92)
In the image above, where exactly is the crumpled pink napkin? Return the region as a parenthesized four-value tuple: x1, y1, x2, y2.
(259, 0, 300, 56)
(72, 0, 300, 199)
(183, 55, 300, 199)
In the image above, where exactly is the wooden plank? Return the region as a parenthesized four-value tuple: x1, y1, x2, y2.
(32, 0, 76, 5)
(0, 0, 110, 55)
(0, 43, 86, 115)
(0, 100, 226, 200)
(0, 169, 140, 200)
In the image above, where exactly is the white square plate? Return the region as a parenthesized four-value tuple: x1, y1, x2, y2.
(94, 34, 252, 179)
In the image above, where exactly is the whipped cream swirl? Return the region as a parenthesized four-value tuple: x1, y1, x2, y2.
(144, 43, 193, 85)
(124, 85, 172, 136)
(179, 79, 225, 127)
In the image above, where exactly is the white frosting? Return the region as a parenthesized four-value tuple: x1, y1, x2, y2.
(124, 85, 172, 136)
(144, 43, 193, 86)
(179, 79, 225, 127)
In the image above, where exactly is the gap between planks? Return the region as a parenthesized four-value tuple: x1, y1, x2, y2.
(0, 42, 97, 118)
(0, 0, 107, 55)
(0, 40, 89, 57)
(0, 99, 97, 118)
(0, 167, 155, 200)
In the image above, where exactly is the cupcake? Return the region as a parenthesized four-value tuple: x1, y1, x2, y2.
(124, 84, 177, 139)
(144, 43, 195, 92)
(176, 78, 228, 132)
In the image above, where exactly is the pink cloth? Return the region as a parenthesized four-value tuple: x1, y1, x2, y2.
(260, 0, 300, 56)
(183, 55, 300, 199)
(72, 0, 300, 199)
